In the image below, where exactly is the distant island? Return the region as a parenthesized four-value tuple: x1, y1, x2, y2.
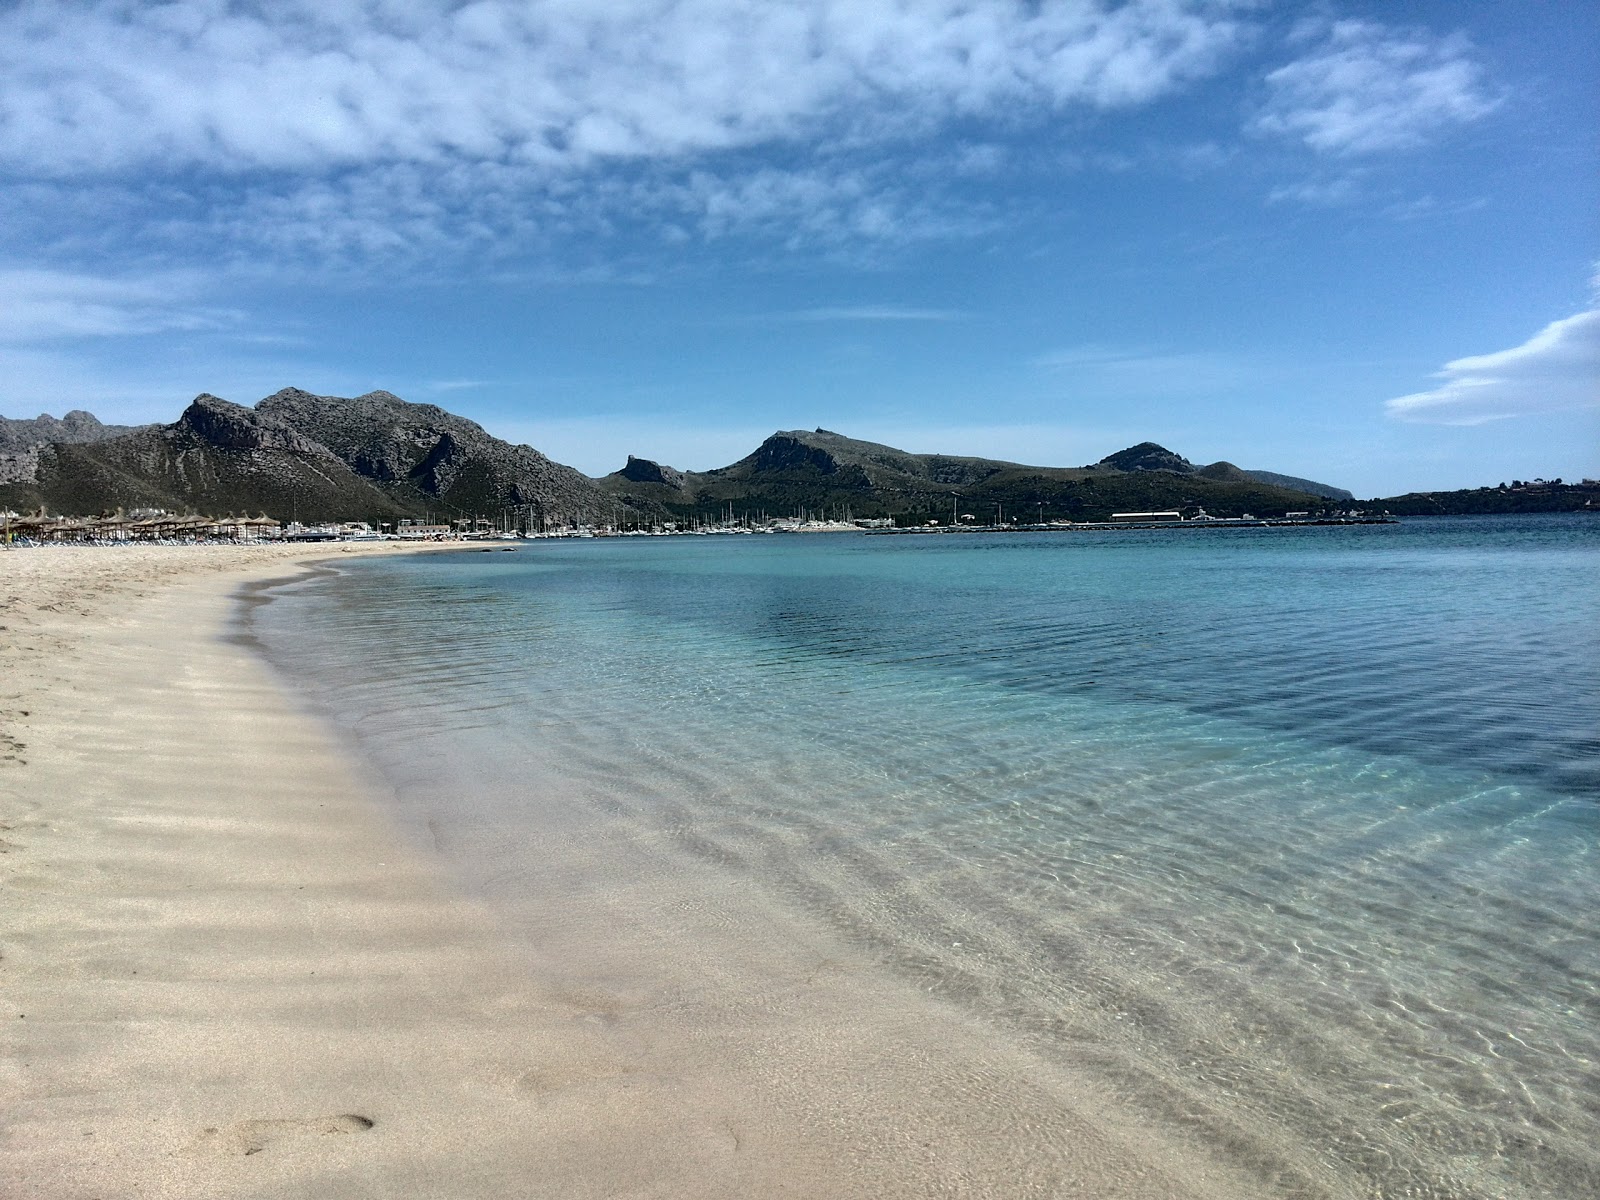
(2, 388, 1593, 528)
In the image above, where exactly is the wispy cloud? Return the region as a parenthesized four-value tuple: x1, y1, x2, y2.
(1032, 344, 1272, 395)
(1380, 194, 1488, 222)
(0, 268, 237, 343)
(1253, 19, 1499, 155)
(1266, 173, 1363, 207)
(1385, 308, 1600, 426)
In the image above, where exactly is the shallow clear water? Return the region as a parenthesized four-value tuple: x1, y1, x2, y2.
(254, 516, 1599, 1198)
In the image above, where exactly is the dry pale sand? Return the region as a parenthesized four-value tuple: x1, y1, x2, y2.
(0, 543, 1273, 1199)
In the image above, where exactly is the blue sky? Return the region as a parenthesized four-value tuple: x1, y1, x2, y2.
(1, 1, 1594, 496)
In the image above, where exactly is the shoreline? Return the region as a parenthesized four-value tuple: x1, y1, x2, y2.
(1, 543, 584, 1197)
(3, 543, 1268, 1198)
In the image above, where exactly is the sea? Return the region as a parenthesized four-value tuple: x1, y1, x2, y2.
(249, 514, 1599, 1198)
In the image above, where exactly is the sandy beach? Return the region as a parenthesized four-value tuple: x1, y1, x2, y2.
(0, 543, 1270, 1199)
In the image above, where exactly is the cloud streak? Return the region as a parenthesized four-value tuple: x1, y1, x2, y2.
(0, 268, 237, 342)
(1385, 309, 1600, 425)
(1032, 344, 1274, 396)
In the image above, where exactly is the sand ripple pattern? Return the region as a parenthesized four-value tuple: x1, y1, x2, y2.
(255, 516, 1600, 1200)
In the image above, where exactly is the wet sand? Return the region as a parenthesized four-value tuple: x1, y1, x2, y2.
(1, 543, 1271, 1199)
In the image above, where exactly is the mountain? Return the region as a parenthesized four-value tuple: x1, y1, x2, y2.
(2, 391, 1360, 526)
(599, 430, 1342, 523)
(0, 389, 619, 524)
(2, 394, 415, 521)
(0, 409, 151, 454)
(254, 387, 615, 523)
(1090, 440, 1352, 499)
(1095, 441, 1194, 473)
(1, 409, 156, 492)
(616, 455, 686, 487)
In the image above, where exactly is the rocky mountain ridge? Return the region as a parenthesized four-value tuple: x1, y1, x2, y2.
(0, 409, 156, 490)
(3, 393, 1378, 524)
(0, 390, 619, 524)
(0, 409, 151, 455)
(598, 428, 1344, 523)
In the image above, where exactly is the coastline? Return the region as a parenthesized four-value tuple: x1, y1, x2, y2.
(2, 543, 1270, 1199)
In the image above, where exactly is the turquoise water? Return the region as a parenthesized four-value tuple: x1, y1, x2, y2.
(254, 516, 1599, 1198)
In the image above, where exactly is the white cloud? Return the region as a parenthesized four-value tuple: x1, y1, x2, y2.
(0, 268, 237, 342)
(1254, 19, 1498, 155)
(1385, 309, 1600, 425)
(0, 3, 1262, 276)
(0, 1, 1250, 178)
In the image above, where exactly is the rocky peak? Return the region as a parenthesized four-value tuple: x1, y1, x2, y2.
(618, 455, 685, 487)
(177, 393, 328, 456)
(56, 410, 106, 435)
(1097, 442, 1195, 474)
(751, 433, 840, 474)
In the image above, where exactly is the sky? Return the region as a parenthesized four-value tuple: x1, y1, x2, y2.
(1, 1, 1595, 497)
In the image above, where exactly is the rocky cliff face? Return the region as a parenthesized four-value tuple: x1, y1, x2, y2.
(4, 394, 411, 520)
(0, 388, 623, 523)
(176, 394, 334, 457)
(747, 433, 844, 475)
(618, 456, 685, 487)
(255, 387, 616, 521)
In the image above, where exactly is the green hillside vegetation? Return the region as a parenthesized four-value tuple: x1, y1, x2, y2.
(598, 432, 1335, 524)
(1371, 479, 1599, 515)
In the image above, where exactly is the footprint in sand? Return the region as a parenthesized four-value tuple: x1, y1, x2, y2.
(193, 1114, 374, 1157)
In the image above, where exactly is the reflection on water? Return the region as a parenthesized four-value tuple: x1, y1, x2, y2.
(256, 516, 1600, 1199)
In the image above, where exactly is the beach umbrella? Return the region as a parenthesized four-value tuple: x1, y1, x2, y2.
(239, 514, 281, 540)
(50, 520, 88, 541)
